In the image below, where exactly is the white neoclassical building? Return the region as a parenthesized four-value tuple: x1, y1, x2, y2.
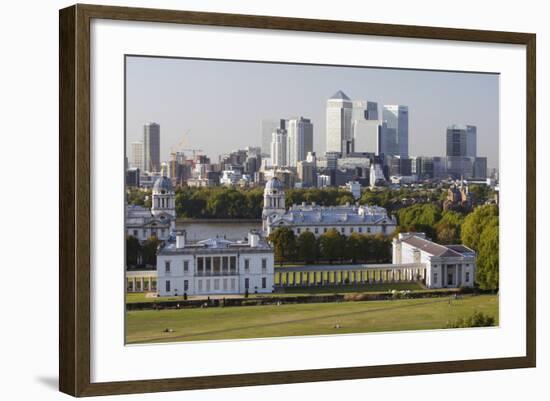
(393, 233, 476, 288)
(156, 230, 274, 297)
(262, 177, 397, 237)
(125, 175, 176, 241)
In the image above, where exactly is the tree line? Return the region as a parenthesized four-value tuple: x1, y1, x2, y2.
(268, 228, 392, 265)
(396, 203, 498, 290)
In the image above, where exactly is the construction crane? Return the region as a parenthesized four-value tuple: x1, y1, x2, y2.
(170, 129, 191, 161)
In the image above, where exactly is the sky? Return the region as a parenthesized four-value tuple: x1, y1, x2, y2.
(126, 56, 499, 169)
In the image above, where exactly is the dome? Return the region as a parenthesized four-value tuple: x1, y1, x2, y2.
(265, 177, 284, 191)
(152, 176, 173, 193)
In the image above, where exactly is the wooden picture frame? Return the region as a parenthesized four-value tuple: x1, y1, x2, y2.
(59, 3, 536, 397)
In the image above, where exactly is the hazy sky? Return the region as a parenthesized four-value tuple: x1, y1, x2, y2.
(126, 56, 499, 169)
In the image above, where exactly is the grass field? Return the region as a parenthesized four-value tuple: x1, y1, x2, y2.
(125, 283, 427, 303)
(125, 294, 498, 344)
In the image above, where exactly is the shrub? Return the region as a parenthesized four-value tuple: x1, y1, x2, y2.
(447, 311, 496, 328)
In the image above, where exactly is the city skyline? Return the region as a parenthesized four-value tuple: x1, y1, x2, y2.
(126, 56, 499, 169)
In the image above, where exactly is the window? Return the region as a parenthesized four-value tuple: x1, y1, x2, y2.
(214, 279, 220, 290)
(206, 279, 211, 291)
(367, 227, 371, 233)
(244, 259, 250, 271)
(133, 230, 138, 237)
(127, 279, 133, 292)
(184, 280, 189, 291)
(165, 260, 171, 273)
(198, 280, 203, 291)
(165, 280, 171, 292)
(222, 256, 229, 273)
(297, 228, 301, 234)
(314, 228, 318, 234)
(341, 227, 345, 234)
(205, 257, 211, 274)
(262, 258, 267, 270)
(324, 228, 328, 233)
(350, 227, 354, 233)
(230, 278, 236, 290)
(358, 227, 362, 233)
(230, 256, 236, 272)
(433, 273, 438, 284)
(223, 278, 228, 290)
(244, 278, 249, 289)
(465, 272, 470, 282)
(183, 260, 189, 273)
(213, 257, 221, 274)
(262, 277, 267, 289)
(306, 227, 310, 232)
(197, 257, 204, 274)
(448, 273, 453, 286)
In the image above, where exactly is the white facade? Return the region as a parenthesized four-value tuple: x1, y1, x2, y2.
(270, 128, 288, 167)
(392, 233, 476, 288)
(126, 176, 176, 241)
(157, 231, 275, 296)
(326, 90, 353, 155)
(263, 178, 397, 237)
(287, 117, 313, 167)
(130, 141, 144, 171)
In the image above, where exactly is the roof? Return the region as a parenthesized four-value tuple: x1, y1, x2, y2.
(329, 90, 351, 101)
(265, 177, 284, 191)
(152, 176, 173, 193)
(400, 235, 473, 258)
(268, 204, 396, 226)
(159, 235, 271, 255)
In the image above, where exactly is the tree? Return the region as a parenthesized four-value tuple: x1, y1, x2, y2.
(126, 235, 141, 267)
(141, 236, 160, 267)
(476, 217, 499, 290)
(397, 203, 442, 238)
(268, 227, 297, 264)
(346, 232, 364, 263)
(371, 233, 392, 262)
(461, 205, 499, 290)
(296, 231, 318, 263)
(461, 205, 498, 251)
(435, 210, 464, 244)
(319, 229, 344, 263)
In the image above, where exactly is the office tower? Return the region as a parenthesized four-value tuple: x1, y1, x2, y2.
(130, 141, 144, 171)
(297, 160, 315, 187)
(352, 100, 382, 154)
(261, 120, 278, 156)
(446, 124, 477, 157)
(352, 100, 378, 121)
(326, 90, 353, 155)
(381, 105, 409, 158)
(287, 116, 313, 167)
(271, 128, 287, 167)
(143, 122, 160, 173)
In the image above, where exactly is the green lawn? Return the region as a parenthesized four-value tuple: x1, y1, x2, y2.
(126, 283, 427, 303)
(125, 294, 498, 344)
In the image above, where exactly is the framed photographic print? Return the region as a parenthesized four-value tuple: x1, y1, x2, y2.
(59, 3, 536, 397)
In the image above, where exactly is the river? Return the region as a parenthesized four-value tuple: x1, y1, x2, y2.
(176, 219, 263, 241)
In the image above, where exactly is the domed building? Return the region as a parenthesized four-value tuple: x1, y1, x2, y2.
(125, 175, 176, 241)
(262, 177, 286, 231)
(262, 177, 397, 237)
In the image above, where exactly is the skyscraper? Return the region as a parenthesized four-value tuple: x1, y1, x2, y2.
(143, 122, 160, 173)
(287, 117, 313, 167)
(352, 100, 384, 154)
(261, 120, 280, 157)
(130, 141, 144, 171)
(446, 124, 477, 157)
(326, 90, 353, 156)
(381, 105, 409, 158)
(270, 128, 288, 168)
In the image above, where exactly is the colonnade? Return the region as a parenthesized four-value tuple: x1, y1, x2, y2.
(274, 264, 426, 287)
